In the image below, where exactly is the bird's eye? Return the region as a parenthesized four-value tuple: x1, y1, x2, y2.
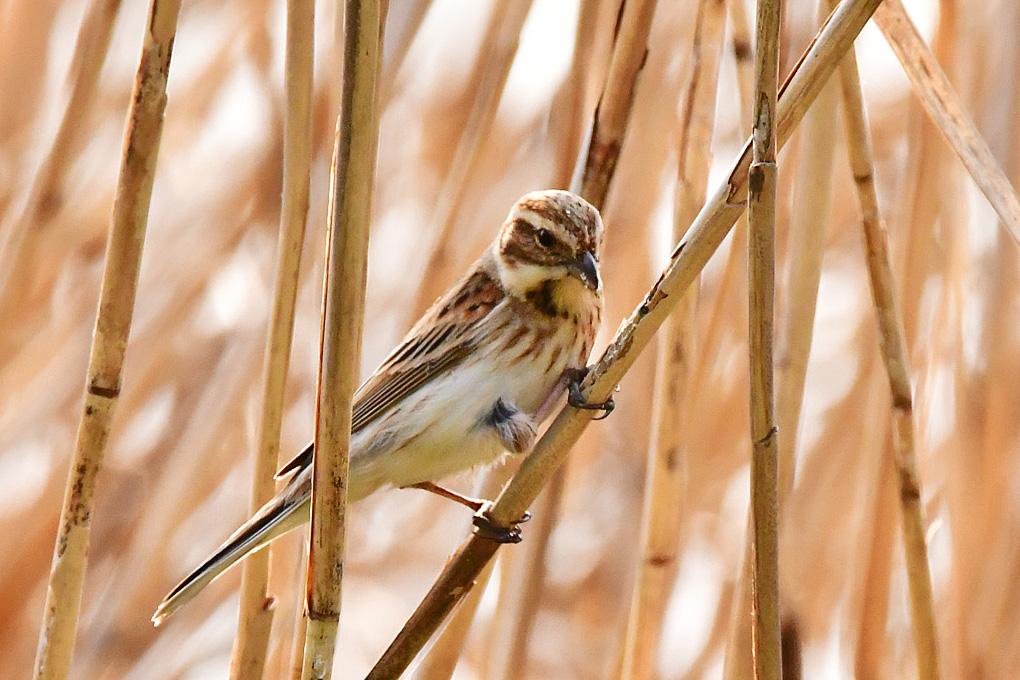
(536, 228, 556, 248)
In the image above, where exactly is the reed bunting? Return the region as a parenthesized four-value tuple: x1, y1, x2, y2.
(153, 189, 607, 624)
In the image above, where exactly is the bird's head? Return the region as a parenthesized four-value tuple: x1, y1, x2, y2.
(494, 190, 604, 306)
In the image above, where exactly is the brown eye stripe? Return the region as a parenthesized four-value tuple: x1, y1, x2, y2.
(518, 197, 600, 255)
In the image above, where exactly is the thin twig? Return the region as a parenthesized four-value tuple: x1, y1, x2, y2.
(32, 1, 183, 678)
(838, 42, 942, 680)
(619, 1, 726, 678)
(747, 0, 782, 676)
(362, 2, 887, 676)
(300, 0, 380, 677)
(230, 0, 315, 676)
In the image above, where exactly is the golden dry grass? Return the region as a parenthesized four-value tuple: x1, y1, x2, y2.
(2, 0, 1020, 678)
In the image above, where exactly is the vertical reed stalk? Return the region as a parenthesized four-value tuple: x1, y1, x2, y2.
(363, 2, 888, 676)
(32, 1, 182, 678)
(300, 0, 380, 677)
(619, 1, 726, 678)
(774, 79, 837, 503)
(747, 0, 782, 678)
(488, 2, 660, 676)
(0, 0, 122, 309)
(230, 0, 315, 677)
(838, 44, 942, 680)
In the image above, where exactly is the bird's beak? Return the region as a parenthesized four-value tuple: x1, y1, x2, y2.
(568, 251, 600, 290)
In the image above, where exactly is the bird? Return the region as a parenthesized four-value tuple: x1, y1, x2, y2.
(152, 189, 608, 625)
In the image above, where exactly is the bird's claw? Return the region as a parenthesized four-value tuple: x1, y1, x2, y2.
(568, 376, 616, 420)
(472, 503, 530, 544)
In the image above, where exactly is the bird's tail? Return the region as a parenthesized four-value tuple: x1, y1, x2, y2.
(152, 474, 310, 626)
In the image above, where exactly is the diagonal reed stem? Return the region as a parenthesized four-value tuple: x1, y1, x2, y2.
(229, 0, 315, 677)
(361, 1, 886, 677)
(300, 0, 380, 677)
(32, 1, 183, 678)
(874, 0, 1020, 248)
(838, 40, 942, 680)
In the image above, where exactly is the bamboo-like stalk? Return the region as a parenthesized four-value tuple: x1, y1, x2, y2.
(408, 0, 534, 318)
(362, 2, 887, 676)
(746, 0, 782, 677)
(31, 1, 182, 678)
(618, 1, 726, 678)
(838, 44, 941, 680)
(775, 78, 837, 504)
(873, 0, 1020, 247)
(229, 0, 315, 677)
(726, 9, 836, 680)
(300, 0, 380, 677)
(0, 0, 122, 310)
(487, 3, 660, 676)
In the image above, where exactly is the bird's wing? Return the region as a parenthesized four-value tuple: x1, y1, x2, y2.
(275, 261, 505, 479)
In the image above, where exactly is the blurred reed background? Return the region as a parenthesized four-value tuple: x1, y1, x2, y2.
(1, 0, 1019, 678)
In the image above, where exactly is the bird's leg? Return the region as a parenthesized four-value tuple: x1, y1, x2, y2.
(405, 481, 485, 512)
(406, 482, 531, 544)
(566, 367, 615, 420)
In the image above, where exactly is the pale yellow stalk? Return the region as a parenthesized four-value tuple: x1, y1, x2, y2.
(230, 0, 315, 677)
(300, 0, 380, 677)
(32, 1, 183, 678)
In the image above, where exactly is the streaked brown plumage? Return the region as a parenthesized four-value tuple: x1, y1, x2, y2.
(153, 189, 605, 624)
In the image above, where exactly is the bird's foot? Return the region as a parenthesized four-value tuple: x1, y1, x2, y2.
(472, 502, 531, 544)
(567, 369, 616, 420)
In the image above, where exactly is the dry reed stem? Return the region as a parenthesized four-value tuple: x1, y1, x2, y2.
(487, 471, 565, 680)
(574, 0, 659, 207)
(412, 466, 512, 680)
(31, 2, 182, 678)
(362, 2, 886, 676)
(0, 0, 122, 311)
(874, 0, 1020, 248)
(618, 1, 726, 678)
(727, 0, 755, 125)
(854, 417, 897, 680)
(300, 1, 380, 677)
(408, 0, 534, 318)
(486, 2, 660, 674)
(727, 25, 839, 680)
(688, 0, 755, 407)
(747, 0, 782, 676)
(775, 80, 837, 505)
(551, 0, 611, 191)
(838, 45, 941, 680)
(378, 0, 432, 106)
(230, 0, 316, 677)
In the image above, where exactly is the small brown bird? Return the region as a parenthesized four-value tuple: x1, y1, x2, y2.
(153, 189, 607, 624)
